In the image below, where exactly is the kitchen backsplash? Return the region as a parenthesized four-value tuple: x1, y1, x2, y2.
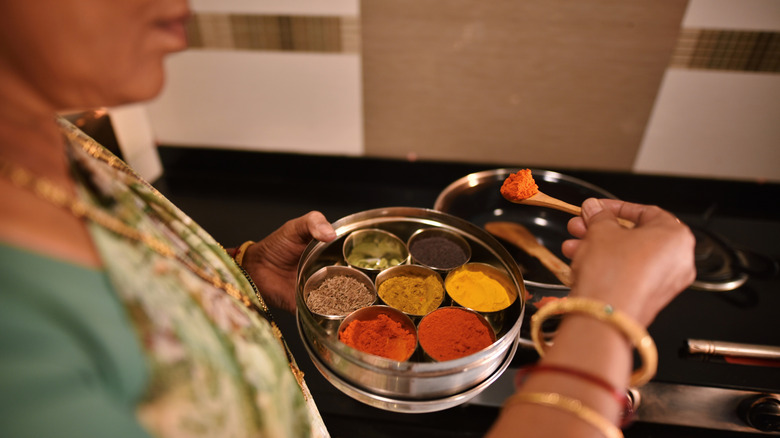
(123, 0, 779, 183)
(670, 28, 779, 73)
(186, 13, 360, 54)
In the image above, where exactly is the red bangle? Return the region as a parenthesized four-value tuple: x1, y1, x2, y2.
(514, 364, 635, 426)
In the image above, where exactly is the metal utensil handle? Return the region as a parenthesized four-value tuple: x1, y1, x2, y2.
(688, 339, 780, 360)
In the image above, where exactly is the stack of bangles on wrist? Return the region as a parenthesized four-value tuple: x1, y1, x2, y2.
(504, 297, 658, 438)
(232, 240, 255, 267)
(513, 364, 635, 427)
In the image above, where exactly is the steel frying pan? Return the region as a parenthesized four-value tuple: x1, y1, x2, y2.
(433, 168, 619, 293)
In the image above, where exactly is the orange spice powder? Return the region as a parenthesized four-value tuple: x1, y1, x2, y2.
(500, 169, 539, 201)
(418, 307, 496, 361)
(339, 313, 416, 361)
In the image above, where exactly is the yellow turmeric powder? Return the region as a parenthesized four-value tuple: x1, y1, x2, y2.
(445, 268, 512, 312)
(500, 169, 539, 201)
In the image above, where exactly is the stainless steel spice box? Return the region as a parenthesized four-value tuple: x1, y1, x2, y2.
(295, 207, 527, 412)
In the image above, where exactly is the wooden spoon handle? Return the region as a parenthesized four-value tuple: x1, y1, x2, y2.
(537, 252, 573, 287)
(519, 191, 581, 215)
(520, 192, 635, 229)
(485, 222, 573, 287)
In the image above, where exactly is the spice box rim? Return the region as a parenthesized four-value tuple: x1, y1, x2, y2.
(296, 207, 526, 368)
(294, 207, 527, 410)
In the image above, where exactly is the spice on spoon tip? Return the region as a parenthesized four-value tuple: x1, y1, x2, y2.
(500, 169, 539, 202)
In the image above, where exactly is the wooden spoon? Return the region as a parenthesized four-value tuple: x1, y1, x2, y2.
(484, 221, 573, 287)
(500, 170, 635, 229)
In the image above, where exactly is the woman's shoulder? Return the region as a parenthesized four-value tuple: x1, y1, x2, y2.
(0, 242, 150, 437)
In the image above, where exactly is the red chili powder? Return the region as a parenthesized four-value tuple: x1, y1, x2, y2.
(418, 307, 496, 361)
(339, 313, 416, 361)
(500, 169, 539, 201)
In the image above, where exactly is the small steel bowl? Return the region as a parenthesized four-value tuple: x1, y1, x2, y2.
(407, 227, 472, 272)
(337, 305, 418, 362)
(343, 228, 409, 275)
(418, 306, 497, 362)
(303, 266, 378, 335)
(375, 264, 445, 318)
(444, 262, 518, 334)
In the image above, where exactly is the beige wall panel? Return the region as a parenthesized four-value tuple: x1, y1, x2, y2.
(361, 0, 687, 170)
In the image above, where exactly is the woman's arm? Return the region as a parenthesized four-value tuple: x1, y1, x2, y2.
(487, 198, 696, 437)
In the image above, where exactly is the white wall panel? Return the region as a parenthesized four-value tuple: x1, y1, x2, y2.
(635, 70, 780, 182)
(109, 105, 163, 182)
(682, 0, 780, 31)
(145, 50, 363, 155)
(635, 0, 780, 182)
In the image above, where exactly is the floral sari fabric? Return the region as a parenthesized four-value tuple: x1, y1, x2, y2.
(60, 118, 328, 438)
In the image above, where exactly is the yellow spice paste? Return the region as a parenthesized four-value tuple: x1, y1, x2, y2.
(378, 274, 444, 316)
(445, 269, 511, 312)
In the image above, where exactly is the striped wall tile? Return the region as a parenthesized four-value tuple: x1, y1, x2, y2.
(185, 13, 360, 53)
(671, 29, 780, 73)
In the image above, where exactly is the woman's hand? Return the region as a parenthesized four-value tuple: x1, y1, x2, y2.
(241, 211, 336, 313)
(562, 198, 696, 326)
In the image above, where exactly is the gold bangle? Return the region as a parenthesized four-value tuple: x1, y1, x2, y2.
(504, 392, 623, 438)
(530, 297, 657, 387)
(234, 240, 255, 267)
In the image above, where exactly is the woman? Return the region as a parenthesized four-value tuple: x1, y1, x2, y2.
(0, 0, 696, 437)
(1, 1, 335, 437)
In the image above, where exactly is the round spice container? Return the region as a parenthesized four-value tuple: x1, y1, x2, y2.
(418, 307, 496, 362)
(375, 265, 445, 317)
(444, 263, 517, 313)
(303, 266, 378, 334)
(338, 305, 418, 362)
(407, 227, 471, 272)
(343, 228, 409, 273)
(296, 207, 527, 413)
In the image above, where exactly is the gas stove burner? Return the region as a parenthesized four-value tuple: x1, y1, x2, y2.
(690, 227, 749, 292)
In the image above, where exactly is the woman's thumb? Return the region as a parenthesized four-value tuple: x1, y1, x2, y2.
(581, 198, 615, 226)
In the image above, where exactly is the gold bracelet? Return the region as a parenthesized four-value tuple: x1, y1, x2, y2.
(504, 392, 623, 438)
(234, 240, 255, 267)
(530, 297, 657, 387)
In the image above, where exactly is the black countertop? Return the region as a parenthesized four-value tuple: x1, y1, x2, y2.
(154, 146, 780, 438)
